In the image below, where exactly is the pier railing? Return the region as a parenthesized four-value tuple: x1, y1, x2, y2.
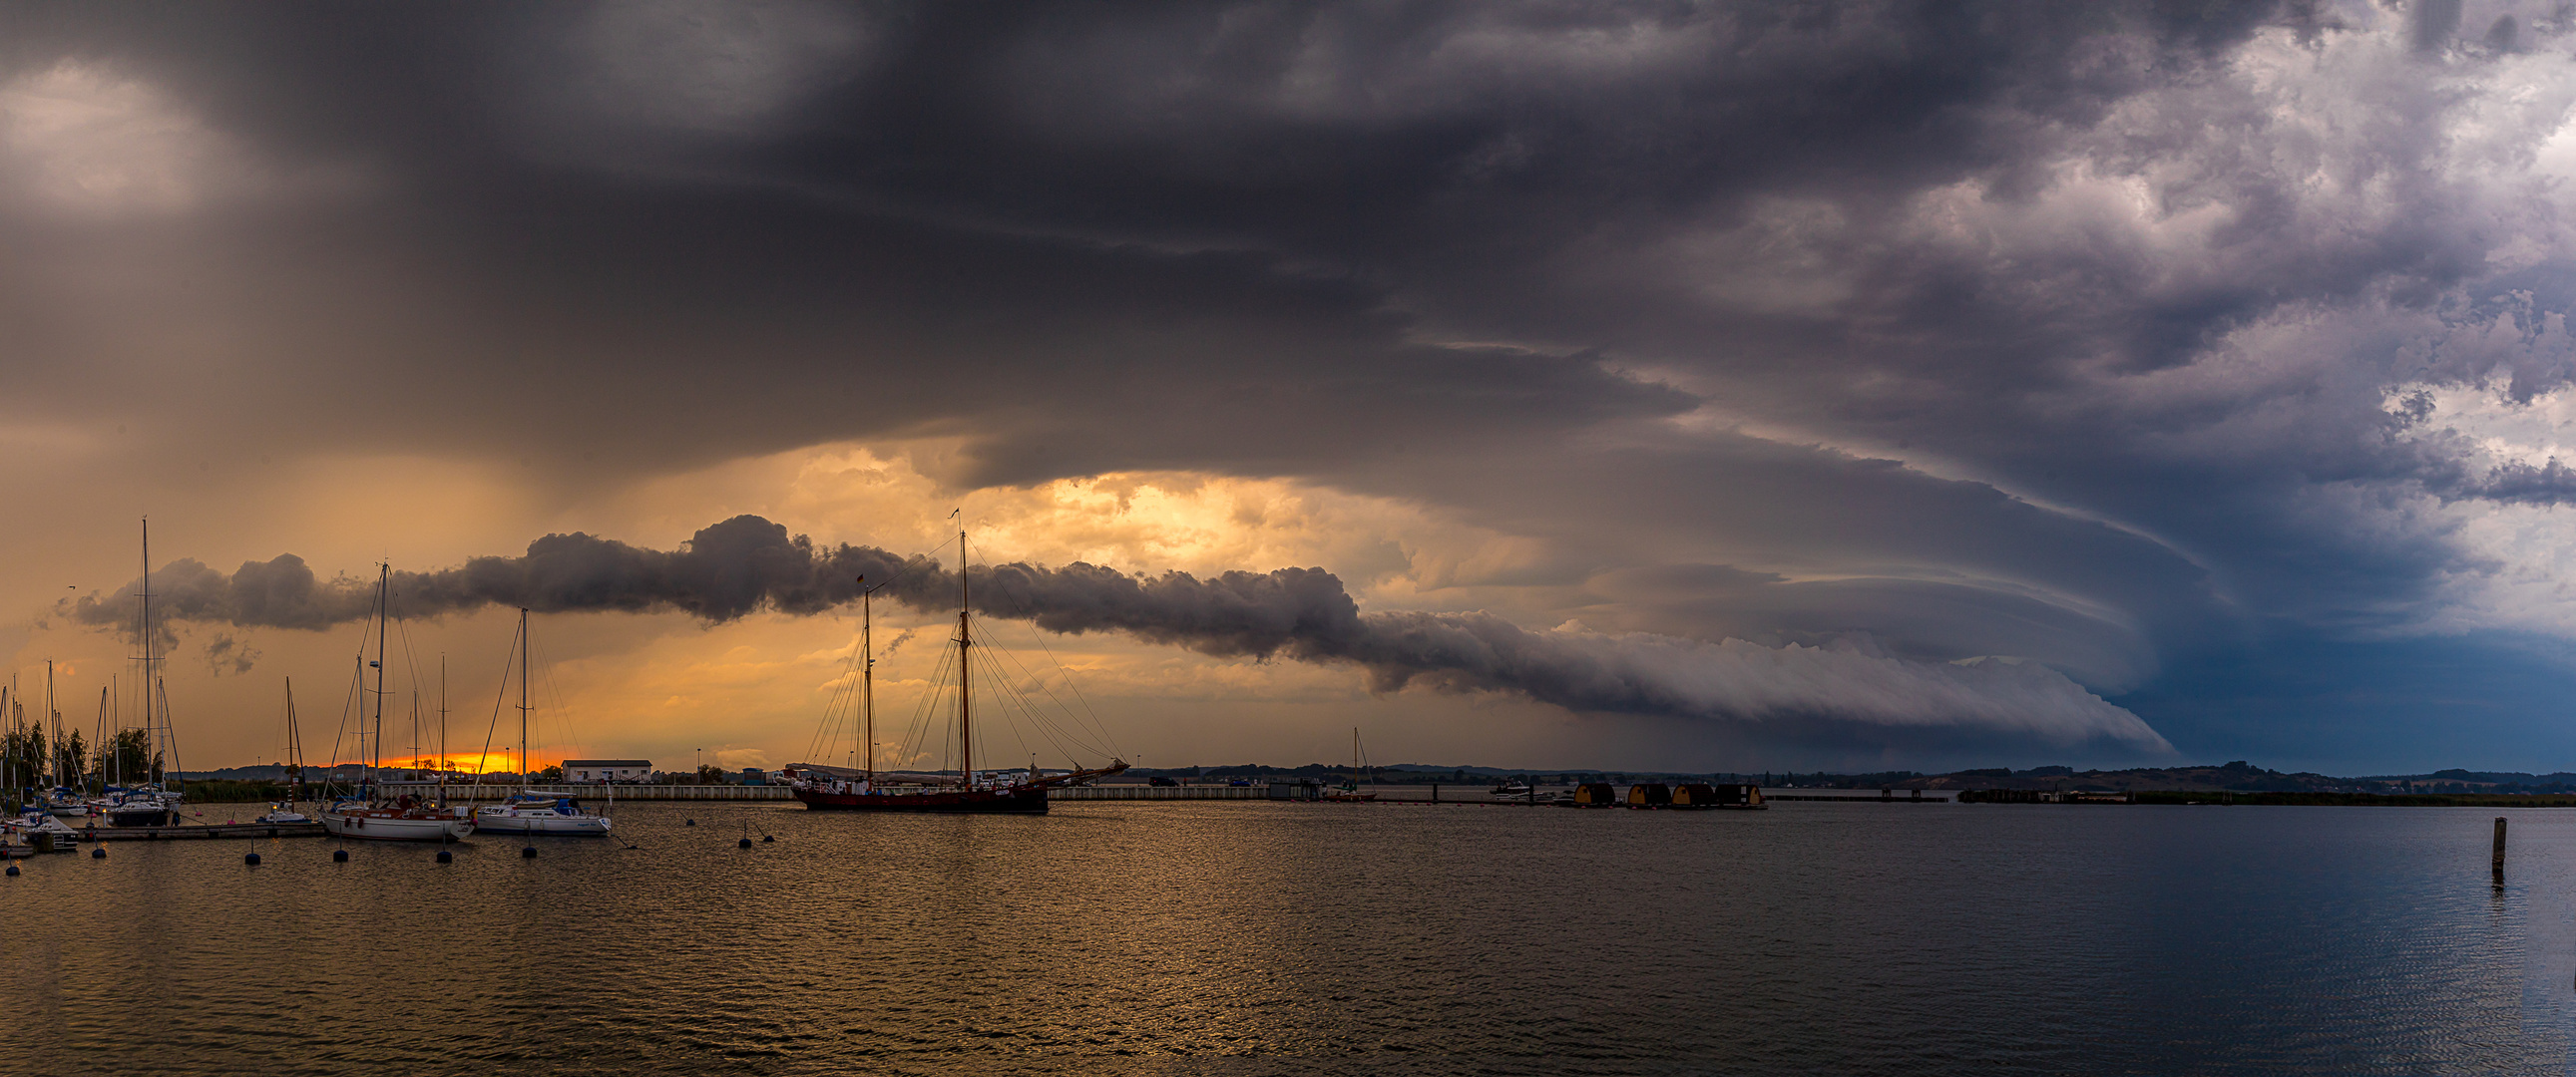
(1050, 785, 1272, 800)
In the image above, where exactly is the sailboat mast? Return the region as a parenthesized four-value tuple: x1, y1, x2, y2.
(138, 519, 155, 786)
(861, 582, 875, 784)
(284, 677, 299, 807)
(519, 608, 531, 786)
(372, 563, 387, 793)
(43, 659, 53, 787)
(958, 526, 972, 788)
(438, 656, 447, 801)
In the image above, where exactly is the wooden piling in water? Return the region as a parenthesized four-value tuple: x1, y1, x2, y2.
(2493, 816, 2508, 874)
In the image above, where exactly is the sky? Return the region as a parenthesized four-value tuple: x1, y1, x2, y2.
(7, 1, 2576, 776)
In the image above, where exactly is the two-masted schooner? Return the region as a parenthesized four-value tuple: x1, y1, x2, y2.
(790, 526, 1126, 814)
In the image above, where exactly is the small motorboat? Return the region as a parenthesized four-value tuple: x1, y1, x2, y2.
(4, 809, 85, 851)
(253, 802, 311, 825)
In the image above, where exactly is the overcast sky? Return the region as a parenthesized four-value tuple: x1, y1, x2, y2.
(7, 0, 2576, 775)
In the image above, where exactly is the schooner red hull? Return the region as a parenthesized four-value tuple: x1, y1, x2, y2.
(792, 786, 1050, 814)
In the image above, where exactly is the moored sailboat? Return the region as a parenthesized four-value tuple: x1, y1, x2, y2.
(255, 679, 311, 826)
(1323, 728, 1377, 802)
(99, 523, 188, 827)
(473, 608, 611, 836)
(319, 564, 473, 842)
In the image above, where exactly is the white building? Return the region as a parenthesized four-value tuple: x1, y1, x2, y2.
(562, 759, 651, 783)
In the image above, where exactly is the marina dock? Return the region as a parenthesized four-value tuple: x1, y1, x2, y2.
(78, 821, 328, 842)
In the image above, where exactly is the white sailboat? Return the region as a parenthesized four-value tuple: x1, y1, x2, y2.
(474, 608, 611, 836)
(254, 678, 310, 825)
(37, 661, 90, 819)
(98, 523, 188, 827)
(320, 564, 473, 842)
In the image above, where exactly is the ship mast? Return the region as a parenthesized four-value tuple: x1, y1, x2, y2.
(372, 563, 388, 799)
(43, 659, 54, 790)
(860, 578, 875, 785)
(138, 520, 152, 785)
(436, 657, 447, 803)
(957, 523, 973, 789)
(282, 677, 300, 808)
(519, 607, 531, 787)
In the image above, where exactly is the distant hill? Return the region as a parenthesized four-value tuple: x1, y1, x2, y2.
(1118, 759, 2576, 794)
(1909, 761, 2576, 795)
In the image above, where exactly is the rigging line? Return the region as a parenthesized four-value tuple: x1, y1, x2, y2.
(981, 631, 1110, 759)
(987, 643, 1093, 772)
(805, 628, 868, 764)
(325, 641, 365, 780)
(896, 637, 956, 774)
(925, 637, 961, 774)
(980, 638, 1103, 762)
(981, 636, 1110, 759)
(531, 632, 588, 771)
(320, 605, 374, 781)
(976, 659, 1040, 767)
(893, 644, 939, 765)
(471, 616, 518, 792)
(1005, 616, 1120, 757)
(982, 656, 1083, 769)
(973, 552, 1124, 760)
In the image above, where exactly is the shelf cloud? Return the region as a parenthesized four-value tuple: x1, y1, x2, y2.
(59, 516, 2168, 752)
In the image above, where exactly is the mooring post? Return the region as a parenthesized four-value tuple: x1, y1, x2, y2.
(2494, 816, 2509, 875)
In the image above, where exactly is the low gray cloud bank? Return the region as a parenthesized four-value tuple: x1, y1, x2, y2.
(61, 516, 2169, 752)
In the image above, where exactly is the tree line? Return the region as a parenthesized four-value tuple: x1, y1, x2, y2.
(0, 725, 164, 791)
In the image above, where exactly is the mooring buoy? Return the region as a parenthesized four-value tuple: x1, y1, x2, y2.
(435, 850, 452, 864)
(762, 835, 775, 843)
(244, 852, 261, 866)
(90, 848, 105, 860)
(685, 819, 695, 827)
(332, 849, 349, 863)
(5, 864, 18, 877)
(521, 846, 538, 859)
(738, 837, 752, 849)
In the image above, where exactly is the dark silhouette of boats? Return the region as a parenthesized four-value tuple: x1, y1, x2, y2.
(789, 524, 1125, 815)
(1557, 782, 1620, 807)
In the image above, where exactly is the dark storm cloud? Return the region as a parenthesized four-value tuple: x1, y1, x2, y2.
(58, 517, 2168, 749)
(8, 1, 2572, 762)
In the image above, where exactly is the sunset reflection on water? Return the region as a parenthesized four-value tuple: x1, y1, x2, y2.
(2, 801, 2570, 1075)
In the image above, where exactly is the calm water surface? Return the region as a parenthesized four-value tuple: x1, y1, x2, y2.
(4, 800, 2575, 1075)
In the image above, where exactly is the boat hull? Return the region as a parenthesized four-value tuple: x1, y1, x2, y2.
(472, 811, 613, 835)
(108, 808, 172, 827)
(320, 811, 473, 841)
(793, 786, 1050, 814)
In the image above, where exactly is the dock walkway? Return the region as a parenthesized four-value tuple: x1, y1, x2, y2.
(80, 822, 328, 842)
